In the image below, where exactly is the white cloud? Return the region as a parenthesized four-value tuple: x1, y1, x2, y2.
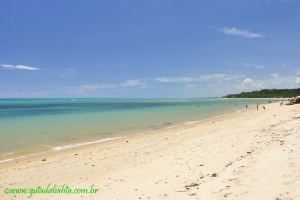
(296, 76, 300, 84)
(270, 73, 279, 78)
(1, 64, 39, 71)
(176, 74, 299, 97)
(73, 84, 117, 94)
(120, 80, 146, 88)
(220, 27, 263, 38)
(228, 63, 265, 69)
(243, 78, 254, 85)
(239, 78, 264, 90)
(236, 75, 298, 92)
(155, 76, 194, 83)
(5, 68, 295, 97)
(70, 79, 147, 94)
(240, 63, 265, 69)
(155, 74, 243, 83)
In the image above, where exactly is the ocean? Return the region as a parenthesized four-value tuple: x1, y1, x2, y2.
(0, 98, 273, 161)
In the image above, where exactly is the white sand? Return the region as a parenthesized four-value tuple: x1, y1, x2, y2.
(0, 103, 299, 200)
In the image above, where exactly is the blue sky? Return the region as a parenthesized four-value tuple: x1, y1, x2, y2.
(0, 0, 300, 98)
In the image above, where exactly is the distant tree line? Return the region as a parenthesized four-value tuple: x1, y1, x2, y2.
(224, 88, 300, 98)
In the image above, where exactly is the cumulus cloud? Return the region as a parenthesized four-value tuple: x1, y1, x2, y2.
(236, 75, 298, 92)
(220, 27, 263, 38)
(243, 78, 254, 85)
(1, 64, 39, 71)
(296, 76, 300, 84)
(175, 74, 299, 97)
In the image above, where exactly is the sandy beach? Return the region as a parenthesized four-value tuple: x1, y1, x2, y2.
(0, 103, 300, 200)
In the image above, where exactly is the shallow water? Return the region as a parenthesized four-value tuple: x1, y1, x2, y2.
(0, 98, 273, 160)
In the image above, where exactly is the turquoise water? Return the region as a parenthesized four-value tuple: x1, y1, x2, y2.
(0, 98, 272, 160)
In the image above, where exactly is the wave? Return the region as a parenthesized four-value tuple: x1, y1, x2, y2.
(52, 137, 124, 151)
(0, 136, 124, 164)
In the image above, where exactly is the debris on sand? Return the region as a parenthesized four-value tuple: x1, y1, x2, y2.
(184, 182, 199, 190)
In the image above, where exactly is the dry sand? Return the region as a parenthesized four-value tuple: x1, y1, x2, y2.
(0, 103, 300, 200)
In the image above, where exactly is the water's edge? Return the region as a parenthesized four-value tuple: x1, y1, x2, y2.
(0, 98, 277, 163)
(0, 106, 251, 164)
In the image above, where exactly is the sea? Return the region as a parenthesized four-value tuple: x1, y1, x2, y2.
(0, 98, 274, 161)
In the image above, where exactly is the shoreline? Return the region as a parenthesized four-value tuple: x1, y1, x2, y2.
(1, 102, 299, 199)
(0, 103, 253, 164)
(0, 137, 125, 164)
(0, 98, 276, 163)
(0, 102, 275, 166)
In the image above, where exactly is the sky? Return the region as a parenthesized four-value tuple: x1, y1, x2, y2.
(0, 0, 300, 98)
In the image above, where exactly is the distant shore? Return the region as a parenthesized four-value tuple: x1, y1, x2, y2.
(221, 97, 287, 99)
(223, 88, 300, 98)
(1, 103, 300, 200)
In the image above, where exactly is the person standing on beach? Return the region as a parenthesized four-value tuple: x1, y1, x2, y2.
(256, 104, 259, 111)
(246, 105, 248, 109)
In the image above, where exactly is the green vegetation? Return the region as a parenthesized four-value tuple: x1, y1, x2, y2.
(224, 88, 300, 98)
